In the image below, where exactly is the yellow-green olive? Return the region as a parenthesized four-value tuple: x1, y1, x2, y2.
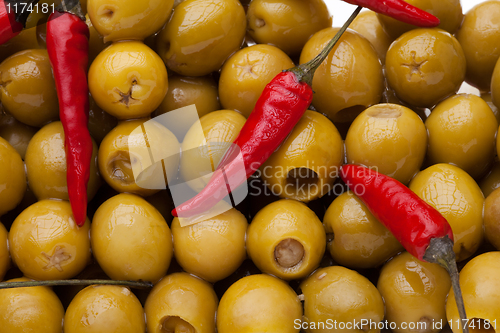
(378, 251, 451, 333)
(300, 28, 383, 123)
(409, 164, 484, 261)
(385, 28, 466, 108)
(25, 121, 101, 202)
(260, 110, 343, 201)
(300, 266, 385, 333)
(219, 44, 294, 117)
(0, 136, 26, 216)
(446, 251, 500, 333)
(88, 93, 118, 143)
(0, 49, 59, 127)
(492, 58, 500, 109)
(64, 285, 145, 333)
(89, 41, 168, 119)
(481, 92, 500, 125)
(156, 0, 246, 76)
(87, 0, 174, 42)
(483, 188, 500, 250)
(426, 94, 498, 180)
(0, 277, 64, 333)
(480, 161, 500, 199)
(0, 222, 9, 280)
(324, 191, 404, 269)
(85, 14, 110, 66)
(0, 116, 37, 159)
(8, 199, 91, 280)
(217, 274, 302, 333)
(247, 199, 326, 280)
(145, 272, 218, 333)
(246, 0, 332, 55)
(350, 10, 394, 62)
(456, 1, 500, 91)
(91, 193, 173, 283)
(345, 103, 427, 184)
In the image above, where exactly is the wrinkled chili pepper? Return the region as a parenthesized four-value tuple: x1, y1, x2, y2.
(342, 0, 440, 27)
(171, 6, 363, 219)
(340, 164, 469, 333)
(46, 0, 91, 227)
(0, 0, 40, 45)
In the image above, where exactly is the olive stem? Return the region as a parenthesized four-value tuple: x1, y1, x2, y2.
(0, 279, 153, 290)
(423, 236, 469, 333)
(287, 5, 362, 85)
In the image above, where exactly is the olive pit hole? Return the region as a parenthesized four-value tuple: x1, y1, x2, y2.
(274, 238, 305, 268)
(161, 316, 196, 333)
(286, 168, 320, 194)
(470, 318, 496, 333)
(255, 18, 266, 28)
(107, 150, 135, 185)
(367, 106, 402, 118)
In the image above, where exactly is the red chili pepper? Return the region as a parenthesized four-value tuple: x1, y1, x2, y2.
(46, 4, 91, 227)
(342, 0, 440, 27)
(340, 164, 469, 333)
(171, 6, 363, 219)
(0, 0, 27, 45)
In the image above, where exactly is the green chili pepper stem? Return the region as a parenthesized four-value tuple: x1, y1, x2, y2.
(287, 5, 362, 86)
(423, 236, 469, 333)
(0, 279, 153, 290)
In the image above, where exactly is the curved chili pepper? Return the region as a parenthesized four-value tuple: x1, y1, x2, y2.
(340, 164, 468, 333)
(46, 3, 91, 227)
(342, 0, 440, 27)
(171, 6, 363, 219)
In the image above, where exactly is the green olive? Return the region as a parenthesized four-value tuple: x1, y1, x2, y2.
(426, 94, 498, 179)
(85, 14, 110, 66)
(378, 251, 451, 333)
(0, 222, 9, 280)
(480, 160, 500, 198)
(260, 110, 343, 202)
(457, 1, 500, 91)
(246, 0, 332, 55)
(300, 266, 385, 333)
(64, 285, 145, 333)
(300, 28, 383, 123)
(350, 10, 394, 62)
(0, 136, 26, 216)
(0, 116, 37, 159)
(492, 58, 500, 110)
(88, 93, 118, 143)
(385, 28, 466, 108)
(25, 121, 101, 202)
(145, 272, 218, 333)
(409, 164, 484, 261)
(156, 0, 246, 76)
(483, 188, 500, 251)
(481, 92, 500, 125)
(0, 49, 59, 127)
(324, 191, 404, 269)
(217, 274, 302, 333)
(247, 199, 326, 280)
(345, 103, 427, 184)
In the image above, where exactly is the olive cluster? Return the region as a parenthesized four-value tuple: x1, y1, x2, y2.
(1, 0, 500, 332)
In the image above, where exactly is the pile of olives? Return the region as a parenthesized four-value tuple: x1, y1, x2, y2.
(1, 0, 500, 332)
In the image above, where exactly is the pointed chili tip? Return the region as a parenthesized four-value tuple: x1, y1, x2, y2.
(171, 208, 179, 217)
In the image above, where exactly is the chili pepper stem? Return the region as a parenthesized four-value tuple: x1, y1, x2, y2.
(58, 0, 85, 20)
(0, 279, 153, 289)
(287, 5, 362, 86)
(423, 237, 469, 333)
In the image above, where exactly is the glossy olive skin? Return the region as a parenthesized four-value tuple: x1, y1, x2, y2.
(300, 266, 385, 333)
(324, 191, 404, 269)
(88, 93, 118, 143)
(247, 199, 326, 280)
(89, 41, 168, 119)
(378, 252, 451, 333)
(409, 164, 484, 262)
(457, 1, 500, 91)
(0, 116, 38, 159)
(378, 0, 463, 39)
(350, 10, 394, 62)
(217, 274, 302, 333)
(261, 110, 343, 202)
(246, 0, 332, 55)
(86, 14, 110, 66)
(346, 104, 427, 184)
(88, 0, 174, 42)
(0, 49, 59, 127)
(481, 92, 500, 124)
(171, 208, 247, 283)
(9, 200, 91, 280)
(91, 193, 173, 283)
(180, 110, 246, 192)
(426, 94, 498, 179)
(98, 119, 180, 196)
(219, 44, 294, 117)
(483, 188, 500, 250)
(145, 272, 218, 333)
(0, 137, 26, 216)
(25, 121, 101, 202)
(480, 161, 500, 198)
(0, 222, 9, 280)
(386, 28, 466, 108)
(156, 0, 246, 76)
(300, 28, 383, 123)
(446, 252, 500, 333)
(492, 58, 500, 109)
(64, 285, 145, 333)
(0, 277, 64, 333)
